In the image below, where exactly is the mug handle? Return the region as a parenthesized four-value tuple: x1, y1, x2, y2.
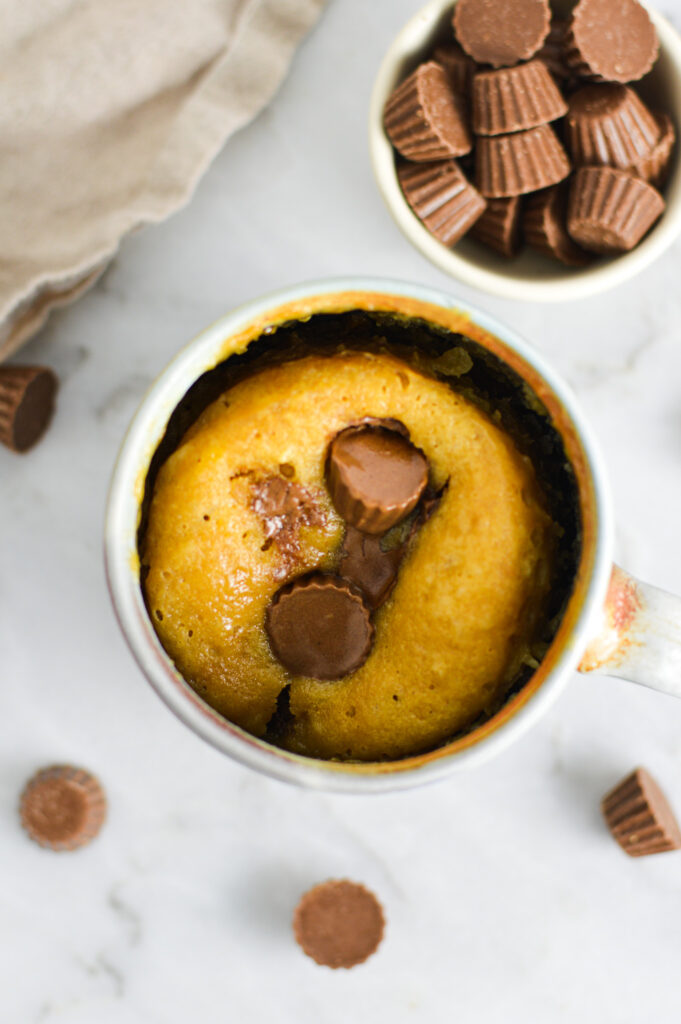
(579, 565, 681, 698)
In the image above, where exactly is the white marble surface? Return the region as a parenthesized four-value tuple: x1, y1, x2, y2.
(3, 1, 681, 1020)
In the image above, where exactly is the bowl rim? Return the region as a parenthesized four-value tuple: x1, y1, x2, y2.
(104, 277, 614, 792)
(368, 0, 681, 303)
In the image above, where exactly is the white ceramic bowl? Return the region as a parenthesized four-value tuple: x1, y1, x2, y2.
(369, 0, 681, 302)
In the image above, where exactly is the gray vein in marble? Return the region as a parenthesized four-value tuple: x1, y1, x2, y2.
(569, 328, 659, 391)
(96, 374, 154, 421)
(70, 952, 125, 1001)
(107, 883, 143, 947)
(320, 799, 406, 898)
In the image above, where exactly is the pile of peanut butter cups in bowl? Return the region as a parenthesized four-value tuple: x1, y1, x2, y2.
(369, 0, 681, 302)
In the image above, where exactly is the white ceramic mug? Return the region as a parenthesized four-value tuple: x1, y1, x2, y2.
(104, 278, 681, 792)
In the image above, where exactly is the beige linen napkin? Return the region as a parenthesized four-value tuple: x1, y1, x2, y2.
(0, 0, 326, 361)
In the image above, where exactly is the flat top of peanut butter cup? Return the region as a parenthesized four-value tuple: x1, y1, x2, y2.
(384, 61, 472, 160)
(416, 62, 472, 152)
(568, 82, 644, 119)
(20, 765, 106, 851)
(454, 0, 551, 68)
(265, 574, 373, 680)
(293, 880, 385, 968)
(327, 424, 428, 534)
(569, 0, 659, 83)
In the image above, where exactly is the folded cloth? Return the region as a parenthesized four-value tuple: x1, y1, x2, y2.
(0, 0, 326, 361)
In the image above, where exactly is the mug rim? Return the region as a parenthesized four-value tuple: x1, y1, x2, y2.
(104, 277, 614, 792)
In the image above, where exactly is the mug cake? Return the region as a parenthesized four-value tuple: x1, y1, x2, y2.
(139, 310, 580, 762)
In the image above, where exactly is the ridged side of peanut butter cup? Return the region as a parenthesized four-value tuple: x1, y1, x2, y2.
(453, 0, 551, 69)
(327, 423, 429, 534)
(398, 160, 486, 246)
(567, 165, 665, 253)
(566, 84, 659, 169)
(476, 123, 571, 197)
(433, 43, 476, 94)
(473, 59, 567, 136)
(602, 767, 681, 857)
(524, 186, 592, 265)
(629, 112, 676, 188)
(565, 0, 659, 83)
(384, 61, 472, 162)
(0, 365, 57, 453)
(470, 196, 523, 256)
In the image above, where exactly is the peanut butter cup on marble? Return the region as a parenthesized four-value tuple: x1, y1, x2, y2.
(0, 365, 57, 453)
(602, 767, 681, 857)
(293, 880, 385, 968)
(20, 765, 106, 851)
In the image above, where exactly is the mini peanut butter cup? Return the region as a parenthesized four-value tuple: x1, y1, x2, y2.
(293, 880, 385, 968)
(524, 186, 592, 265)
(567, 165, 665, 253)
(535, 17, 571, 82)
(265, 574, 373, 680)
(433, 43, 476, 95)
(20, 765, 107, 851)
(566, 84, 659, 170)
(398, 160, 486, 246)
(327, 424, 429, 534)
(476, 123, 571, 197)
(383, 61, 472, 162)
(472, 60, 567, 136)
(453, 0, 551, 68)
(470, 196, 523, 257)
(602, 767, 681, 857)
(0, 365, 57, 453)
(629, 112, 676, 188)
(566, 0, 659, 83)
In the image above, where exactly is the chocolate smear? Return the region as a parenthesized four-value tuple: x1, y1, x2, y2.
(251, 475, 325, 574)
(339, 485, 445, 609)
